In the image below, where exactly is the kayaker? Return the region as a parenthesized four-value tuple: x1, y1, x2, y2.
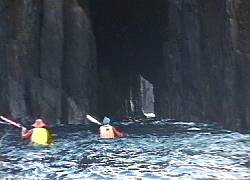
(21, 119, 54, 145)
(99, 117, 127, 139)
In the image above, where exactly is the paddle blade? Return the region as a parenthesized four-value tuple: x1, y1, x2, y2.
(86, 115, 102, 125)
(0, 116, 23, 128)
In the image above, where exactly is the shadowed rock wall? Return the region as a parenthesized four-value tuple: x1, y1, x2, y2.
(0, 0, 96, 125)
(157, 0, 250, 131)
(89, 0, 166, 120)
(0, 0, 250, 131)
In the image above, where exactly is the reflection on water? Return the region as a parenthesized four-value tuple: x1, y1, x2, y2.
(0, 119, 250, 179)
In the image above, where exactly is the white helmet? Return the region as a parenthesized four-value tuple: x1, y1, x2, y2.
(103, 117, 111, 125)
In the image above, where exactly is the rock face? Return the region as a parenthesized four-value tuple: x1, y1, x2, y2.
(0, 0, 96, 125)
(90, 0, 250, 131)
(0, 0, 250, 131)
(158, 0, 250, 131)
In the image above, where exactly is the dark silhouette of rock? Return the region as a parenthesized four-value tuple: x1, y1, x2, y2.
(0, 0, 249, 131)
(158, 0, 250, 131)
(0, 0, 96, 125)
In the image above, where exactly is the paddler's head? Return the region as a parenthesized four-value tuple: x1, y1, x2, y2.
(32, 119, 48, 128)
(103, 117, 110, 125)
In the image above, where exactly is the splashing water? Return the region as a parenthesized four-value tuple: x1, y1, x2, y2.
(0, 119, 249, 179)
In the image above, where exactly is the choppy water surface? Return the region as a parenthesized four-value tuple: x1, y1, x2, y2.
(0, 119, 250, 179)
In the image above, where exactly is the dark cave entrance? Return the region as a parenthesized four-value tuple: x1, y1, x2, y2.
(89, 0, 168, 119)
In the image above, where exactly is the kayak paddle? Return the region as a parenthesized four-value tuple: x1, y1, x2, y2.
(86, 114, 102, 125)
(0, 116, 25, 128)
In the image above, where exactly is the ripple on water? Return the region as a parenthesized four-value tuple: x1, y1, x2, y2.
(0, 120, 249, 179)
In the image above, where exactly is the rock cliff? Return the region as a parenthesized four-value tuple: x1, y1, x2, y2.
(0, 0, 96, 125)
(158, 0, 250, 131)
(0, 0, 249, 131)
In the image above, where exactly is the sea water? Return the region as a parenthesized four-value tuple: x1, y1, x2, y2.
(0, 119, 249, 179)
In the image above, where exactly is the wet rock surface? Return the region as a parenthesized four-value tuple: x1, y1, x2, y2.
(0, 0, 250, 131)
(0, 0, 96, 125)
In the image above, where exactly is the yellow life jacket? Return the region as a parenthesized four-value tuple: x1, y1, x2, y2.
(100, 125, 115, 139)
(31, 128, 53, 146)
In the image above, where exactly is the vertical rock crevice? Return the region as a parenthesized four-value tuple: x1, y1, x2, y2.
(62, 0, 97, 124)
(0, 0, 250, 131)
(160, 0, 250, 131)
(0, 0, 97, 125)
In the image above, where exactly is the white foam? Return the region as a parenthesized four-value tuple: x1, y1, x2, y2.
(143, 113, 156, 118)
(172, 122, 196, 126)
(187, 127, 201, 131)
